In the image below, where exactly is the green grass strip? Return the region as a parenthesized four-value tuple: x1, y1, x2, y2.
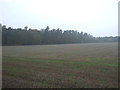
(3, 56, 118, 67)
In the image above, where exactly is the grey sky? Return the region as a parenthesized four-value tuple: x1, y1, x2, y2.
(0, 0, 119, 37)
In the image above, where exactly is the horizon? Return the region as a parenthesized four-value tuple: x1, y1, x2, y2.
(1, 24, 119, 38)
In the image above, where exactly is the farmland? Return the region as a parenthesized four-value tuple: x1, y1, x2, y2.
(2, 42, 118, 88)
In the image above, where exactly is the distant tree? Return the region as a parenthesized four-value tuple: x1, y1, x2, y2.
(24, 26, 28, 30)
(2, 25, 118, 45)
(8, 27, 12, 30)
(2, 25, 6, 30)
(45, 26, 50, 31)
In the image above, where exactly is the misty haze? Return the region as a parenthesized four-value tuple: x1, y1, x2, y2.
(1, 0, 119, 88)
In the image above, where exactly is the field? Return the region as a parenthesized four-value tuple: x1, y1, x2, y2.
(2, 43, 118, 88)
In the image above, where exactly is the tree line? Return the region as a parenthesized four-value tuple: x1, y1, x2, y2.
(2, 25, 118, 45)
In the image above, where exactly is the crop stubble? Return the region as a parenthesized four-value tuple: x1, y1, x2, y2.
(2, 43, 118, 88)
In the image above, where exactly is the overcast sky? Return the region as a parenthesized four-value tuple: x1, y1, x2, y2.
(0, 0, 119, 37)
